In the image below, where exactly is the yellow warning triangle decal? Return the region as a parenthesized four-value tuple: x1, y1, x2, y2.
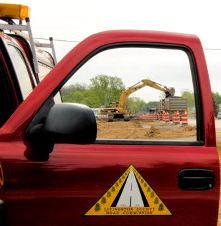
(85, 165, 172, 216)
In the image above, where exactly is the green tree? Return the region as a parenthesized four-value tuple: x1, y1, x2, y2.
(60, 75, 125, 108)
(80, 89, 101, 107)
(126, 97, 146, 114)
(90, 75, 125, 106)
(61, 83, 87, 103)
(181, 90, 195, 111)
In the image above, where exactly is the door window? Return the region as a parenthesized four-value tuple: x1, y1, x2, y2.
(58, 46, 198, 142)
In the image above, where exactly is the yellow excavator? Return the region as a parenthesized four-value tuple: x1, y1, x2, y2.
(100, 79, 175, 121)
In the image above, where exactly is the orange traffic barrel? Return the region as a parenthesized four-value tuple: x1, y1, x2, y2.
(164, 112, 170, 123)
(181, 111, 188, 126)
(173, 111, 180, 124)
(162, 112, 165, 121)
(153, 114, 157, 121)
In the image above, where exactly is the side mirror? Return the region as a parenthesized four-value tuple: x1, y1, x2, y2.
(25, 103, 97, 161)
(44, 103, 97, 143)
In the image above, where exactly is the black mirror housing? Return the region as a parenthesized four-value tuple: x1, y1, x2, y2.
(25, 103, 97, 161)
(44, 103, 97, 144)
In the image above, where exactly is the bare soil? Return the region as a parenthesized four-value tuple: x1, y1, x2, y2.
(97, 119, 196, 139)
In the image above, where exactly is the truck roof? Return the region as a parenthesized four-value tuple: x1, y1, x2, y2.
(83, 30, 200, 46)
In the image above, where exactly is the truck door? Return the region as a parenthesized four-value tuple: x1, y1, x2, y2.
(0, 31, 219, 226)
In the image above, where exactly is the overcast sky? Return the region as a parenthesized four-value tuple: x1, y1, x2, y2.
(2, 0, 221, 93)
(66, 47, 193, 102)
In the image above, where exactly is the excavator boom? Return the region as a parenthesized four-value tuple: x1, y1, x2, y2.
(118, 78, 175, 110)
(100, 78, 175, 121)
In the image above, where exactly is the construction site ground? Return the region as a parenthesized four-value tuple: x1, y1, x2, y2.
(97, 119, 221, 226)
(97, 119, 196, 140)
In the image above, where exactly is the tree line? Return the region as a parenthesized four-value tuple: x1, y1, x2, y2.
(61, 75, 125, 108)
(61, 75, 221, 115)
(61, 75, 158, 114)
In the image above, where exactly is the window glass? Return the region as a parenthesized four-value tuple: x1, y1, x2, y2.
(54, 92, 62, 104)
(60, 47, 197, 142)
(38, 62, 52, 81)
(38, 61, 62, 103)
(7, 45, 33, 99)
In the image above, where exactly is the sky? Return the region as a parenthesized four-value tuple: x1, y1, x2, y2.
(66, 47, 193, 102)
(2, 0, 221, 94)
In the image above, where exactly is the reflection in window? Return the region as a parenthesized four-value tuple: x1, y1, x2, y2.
(7, 45, 33, 99)
(38, 62, 52, 81)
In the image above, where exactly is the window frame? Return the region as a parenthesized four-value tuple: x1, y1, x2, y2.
(37, 42, 204, 146)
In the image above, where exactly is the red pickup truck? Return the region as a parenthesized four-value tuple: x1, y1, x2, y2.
(0, 30, 219, 226)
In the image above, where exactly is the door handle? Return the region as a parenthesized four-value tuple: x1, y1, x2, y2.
(178, 169, 215, 191)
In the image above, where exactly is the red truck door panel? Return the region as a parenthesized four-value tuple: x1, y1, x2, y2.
(0, 31, 219, 226)
(0, 143, 219, 226)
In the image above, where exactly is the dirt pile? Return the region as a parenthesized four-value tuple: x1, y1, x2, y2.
(145, 126, 160, 137)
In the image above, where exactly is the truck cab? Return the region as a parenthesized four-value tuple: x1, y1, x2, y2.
(0, 28, 219, 226)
